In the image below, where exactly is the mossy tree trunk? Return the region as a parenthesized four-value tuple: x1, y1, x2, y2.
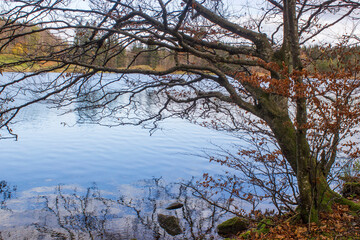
(266, 108, 339, 223)
(253, 83, 346, 223)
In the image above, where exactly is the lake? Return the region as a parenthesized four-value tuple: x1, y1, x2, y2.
(0, 73, 241, 239)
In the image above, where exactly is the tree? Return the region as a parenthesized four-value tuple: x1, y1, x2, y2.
(0, 0, 360, 223)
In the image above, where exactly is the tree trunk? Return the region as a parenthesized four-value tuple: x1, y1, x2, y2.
(297, 163, 360, 222)
(260, 100, 355, 223)
(269, 115, 335, 222)
(282, 0, 325, 222)
(297, 162, 330, 223)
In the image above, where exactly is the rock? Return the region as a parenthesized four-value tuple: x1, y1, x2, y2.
(165, 202, 184, 210)
(157, 214, 182, 236)
(217, 217, 249, 238)
(342, 182, 360, 197)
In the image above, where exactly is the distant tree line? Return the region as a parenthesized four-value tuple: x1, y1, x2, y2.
(2, 19, 359, 74)
(303, 44, 360, 73)
(0, 19, 62, 56)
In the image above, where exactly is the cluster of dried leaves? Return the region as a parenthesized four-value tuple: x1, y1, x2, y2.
(238, 203, 360, 239)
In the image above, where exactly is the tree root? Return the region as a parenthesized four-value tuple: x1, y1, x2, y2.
(328, 190, 360, 213)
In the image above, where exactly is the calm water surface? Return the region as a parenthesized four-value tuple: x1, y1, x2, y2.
(1, 103, 236, 191)
(0, 73, 240, 239)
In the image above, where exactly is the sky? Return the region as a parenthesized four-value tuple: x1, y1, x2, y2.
(224, 0, 360, 45)
(4, 0, 359, 45)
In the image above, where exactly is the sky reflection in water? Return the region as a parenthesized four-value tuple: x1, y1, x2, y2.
(0, 75, 239, 238)
(1, 100, 237, 191)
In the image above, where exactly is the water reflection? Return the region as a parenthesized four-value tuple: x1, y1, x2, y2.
(0, 73, 242, 239)
(37, 184, 119, 240)
(0, 181, 16, 209)
(0, 179, 233, 239)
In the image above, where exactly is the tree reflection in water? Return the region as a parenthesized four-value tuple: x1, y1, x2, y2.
(36, 184, 118, 239)
(0, 180, 16, 210)
(1, 178, 232, 239)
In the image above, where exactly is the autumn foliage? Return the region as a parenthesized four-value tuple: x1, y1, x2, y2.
(240, 203, 360, 239)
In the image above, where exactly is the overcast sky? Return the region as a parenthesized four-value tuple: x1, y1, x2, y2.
(15, 0, 360, 46)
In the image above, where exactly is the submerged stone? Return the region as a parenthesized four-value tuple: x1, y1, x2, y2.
(157, 214, 182, 236)
(217, 217, 249, 238)
(165, 202, 184, 210)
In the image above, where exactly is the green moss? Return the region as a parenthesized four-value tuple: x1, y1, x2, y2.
(217, 217, 249, 238)
(336, 197, 360, 212)
(238, 230, 252, 239)
(256, 218, 273, 234)
(237, 218, 273, 239)
(322, 189, 360, 213)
